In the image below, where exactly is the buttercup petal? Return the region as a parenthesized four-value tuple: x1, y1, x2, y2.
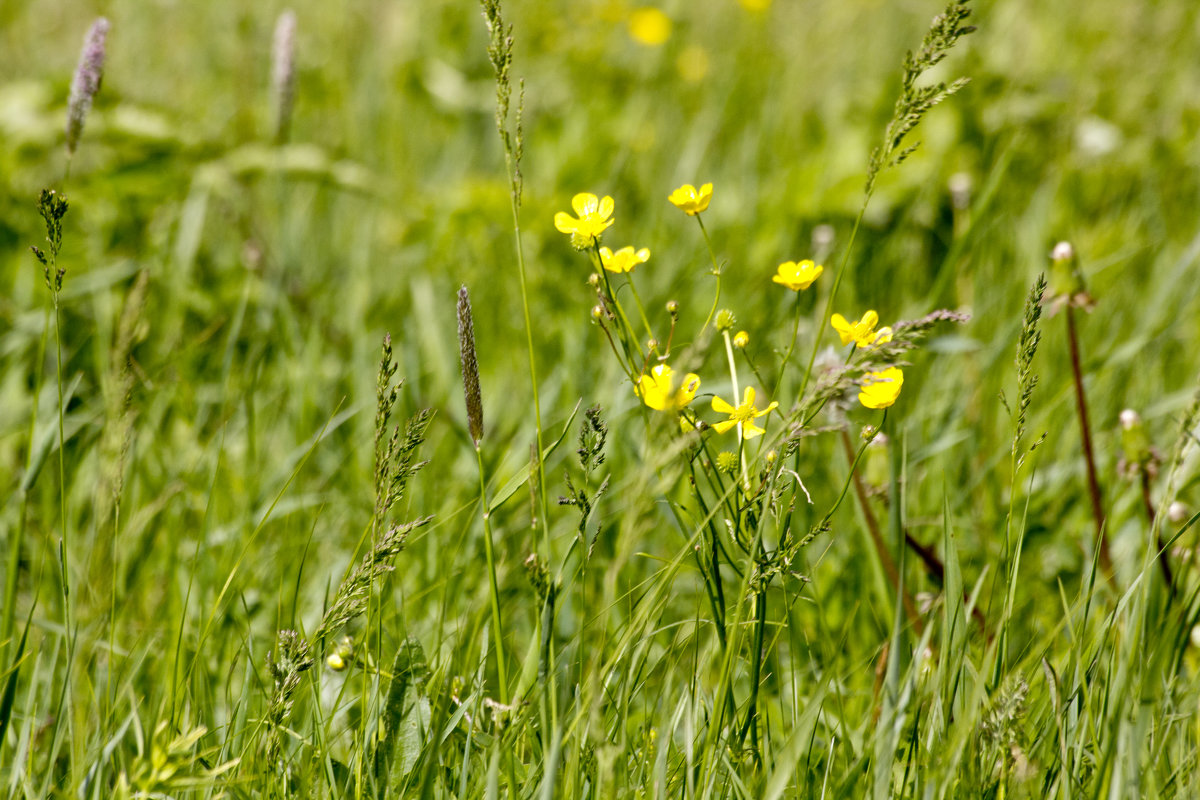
(712, 395, 736, 415)
(572, 192, 598, 216)
(554, 212, 578, 234)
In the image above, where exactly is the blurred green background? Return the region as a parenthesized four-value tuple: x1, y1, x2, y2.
(3, 0, 1200, 779)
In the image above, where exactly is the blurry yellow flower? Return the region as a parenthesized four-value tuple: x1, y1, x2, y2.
(711, 386, 778, 438)
(739, 0, 772, 10)
(676, 45, 710, 83)
(600, 245, 650, 273)
(831, 310, 883, 347)
(629, 7, 671, 46)
(555, 193, 615, 245)
(773, 260, 823, 291)
(866, 326, 892, 348)
(668, 183, 713, 215)
(637, 364, 700, 411)
(858, 367, 903, 409)
(732, 331, 749, 348)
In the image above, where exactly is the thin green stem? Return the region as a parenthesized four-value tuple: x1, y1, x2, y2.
(623, 274, 654, 342)
(775, 290, 804, 395)
(3, 307, 50, 665)
(798, 198, 869, 402)
(475, 446, 510, 704)
(52, 290, 76, 784)
(696, 215, 722, 334)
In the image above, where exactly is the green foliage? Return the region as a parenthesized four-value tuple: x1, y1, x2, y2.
(3, 0, 1200, 797)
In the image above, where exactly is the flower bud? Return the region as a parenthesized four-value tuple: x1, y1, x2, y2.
(326, 636, 354, 671)
(716, 451, 739, 474)
(647, 338, 659, 353)
(591, 305, 604, 322)
(732, 331, 749, 348)
(588, 272, 601, 288)
(666, 300, 679, 317)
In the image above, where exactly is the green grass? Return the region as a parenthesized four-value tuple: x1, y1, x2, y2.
(4, 0, 1200, 796)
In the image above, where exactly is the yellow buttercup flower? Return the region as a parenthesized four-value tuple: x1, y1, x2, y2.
(858, 367, 903, 409)
(831, 310, 886, 347)
(732, 331, 749, 348)
(668, 183, 713, 215)
(600, 246, 650, 273)
(629, 7, 671, 46)
(711, 386, 778, 438)
(773, 260, 824, 291)
(555, 193, 615, 245)
(636, 364, 700, 412)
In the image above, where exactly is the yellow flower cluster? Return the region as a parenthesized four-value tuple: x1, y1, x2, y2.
(831, 310, 892, 348)
(557, 182, 905, 422)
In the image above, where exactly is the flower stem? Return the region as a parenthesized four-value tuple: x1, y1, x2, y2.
(696, 215, 722, 334)
(1065, 305, 1111, 575)
(798, 197, 869, 402)
(775, 290, 804, 395)
(623, 274, 654, 341)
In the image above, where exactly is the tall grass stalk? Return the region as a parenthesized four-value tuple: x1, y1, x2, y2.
(481, 0, 561, 749)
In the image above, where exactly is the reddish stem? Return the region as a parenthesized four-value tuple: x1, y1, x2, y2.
(1066, 305, 1112, 574)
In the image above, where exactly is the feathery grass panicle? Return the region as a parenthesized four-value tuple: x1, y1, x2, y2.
(31, 189, 69, 292)
(373, 335, 433, 524)
(859, 308, 971, 368)
(480, 0, 524, 206)
(457, 286, 485, 447)
(271, 10, 297, 143)
(1010, 274, 1047, 460)
(866, 0, 974, 194)
(314, 516, 432, 646)
(66, 17, 110, 156)
(263, 630, 312, 775)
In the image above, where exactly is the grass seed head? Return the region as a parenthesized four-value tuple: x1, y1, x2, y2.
(66, 17, 110, 155)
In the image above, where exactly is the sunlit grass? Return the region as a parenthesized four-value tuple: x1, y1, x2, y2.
(3, 0, 1200, 797)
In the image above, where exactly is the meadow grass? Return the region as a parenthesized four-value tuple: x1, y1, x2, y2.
(3, 0, 1200, 797)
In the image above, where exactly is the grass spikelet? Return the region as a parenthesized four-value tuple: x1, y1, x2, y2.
(1010, 274, 1046, 461)
(373, 334, 433, 525)
(263, 630, 312, 777)
(866, 0, 975, 193)
(315, 516, 433, 646)
(458, 285, 485, 447)
(271, 10, 297, 143)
